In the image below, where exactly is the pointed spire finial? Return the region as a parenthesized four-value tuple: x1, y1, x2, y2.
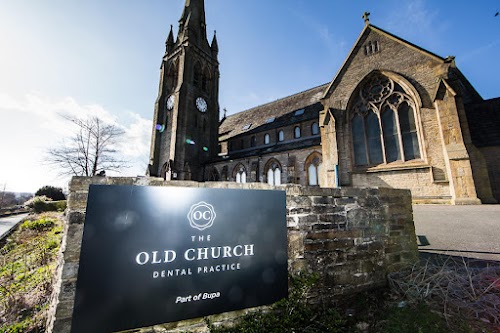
(362, 11, 371, 25)
(166, 24, 175, 54)
(211, 30, 219, 55)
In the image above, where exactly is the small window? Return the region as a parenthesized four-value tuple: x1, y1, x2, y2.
(240, 139, 245, 149)
(236, 170, 247, 183)
(308, 164, 319, 186)
(306, 154, 322, 186)
(294, 109, 305, 116)
(265, 117, 275, 123)
(264, 133, 270, 145)
(266, 160, 282, 186)
(294, 126, 301, 139)
(278, 130, 284, 142)
(250, 136, 256, 147)
(242, 124, 252, 130)
(267, 168, 281, 186)
(311, 122, 319, 135)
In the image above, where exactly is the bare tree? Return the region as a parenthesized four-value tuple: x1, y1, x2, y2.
(46, 116, 129, 176)
(0, 183, 6, 208)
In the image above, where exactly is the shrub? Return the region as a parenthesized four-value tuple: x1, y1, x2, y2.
(53, 200, 67, 212)
(35, 186, 66, 201)
(23, 196, 57, 213)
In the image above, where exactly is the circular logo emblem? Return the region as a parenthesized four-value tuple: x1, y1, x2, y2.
(188, 202, 216, 231)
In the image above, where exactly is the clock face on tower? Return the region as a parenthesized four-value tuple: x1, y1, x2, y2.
(166, 95, 175, 110)
(196, 97, 207, 113)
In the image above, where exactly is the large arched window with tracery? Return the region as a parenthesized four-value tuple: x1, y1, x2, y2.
(351, 73, 421, 166)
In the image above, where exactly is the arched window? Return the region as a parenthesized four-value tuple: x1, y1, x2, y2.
(308, 164, 318, 186)
(221, 166, 228, 181)
(398, 102, 420, 160)
(305, 152, 322, 186)
(265, 159, 282, 186)
(264, 133, 270, 145)
(165, 63, 178, 91)
(233, 164, 247, 183)
(193, 63, 202, 88)
(207, 167, 219, 181)
(352, 114, 367, 166)
(366, 111, 383, 164)
(294, 126, 301, 138)
(350, 73, 421, 166)
(311, 122, 319, 135)
(236, 171, 246, 183)
(278, 130, 284, 142)
(250, 136, 256, 147)
(202, 68, 211, 93)
(381, 107, 400, 162)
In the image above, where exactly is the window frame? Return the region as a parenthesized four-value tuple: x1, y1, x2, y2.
(278, 130, 284, 142)
(350, 74, 423, 167)
(311, 122, 319, 135)
(265, 159, 283, 186)
(250, 136, 256, 147)
(294, 126, 301, 139)
(305, 152, 322, 186)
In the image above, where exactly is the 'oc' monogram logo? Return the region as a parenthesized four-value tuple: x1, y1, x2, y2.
(188, 202, 216, 231)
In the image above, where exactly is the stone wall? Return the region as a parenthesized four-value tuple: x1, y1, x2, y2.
(47, 177, 418, 333)
(480, 146, 500, 202)
(351, 167, 452, 204)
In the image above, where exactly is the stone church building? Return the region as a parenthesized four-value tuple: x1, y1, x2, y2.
(148, 0, 500, 204)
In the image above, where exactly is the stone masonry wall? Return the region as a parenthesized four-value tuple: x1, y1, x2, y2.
(47, 177, 418, 333)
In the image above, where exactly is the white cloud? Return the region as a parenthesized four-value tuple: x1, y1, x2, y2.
(119, 112, 152, 158)
(0, 92, 152, 192)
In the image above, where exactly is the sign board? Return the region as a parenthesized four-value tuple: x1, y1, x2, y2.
(71, 185, 288, 333)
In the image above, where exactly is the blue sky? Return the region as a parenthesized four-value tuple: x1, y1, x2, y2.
(0, 0, 499, 193)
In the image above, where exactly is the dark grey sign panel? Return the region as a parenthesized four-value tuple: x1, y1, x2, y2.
(71, 185, 288, 333)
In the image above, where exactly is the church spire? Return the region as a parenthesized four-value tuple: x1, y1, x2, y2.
(211, 30, 219, 57)
(178, 0, 208, 45)
(165, 25, 175, 54)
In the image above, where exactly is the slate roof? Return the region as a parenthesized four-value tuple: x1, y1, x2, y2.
(219, 83, 328, 141)
(465, 97, 500, 147)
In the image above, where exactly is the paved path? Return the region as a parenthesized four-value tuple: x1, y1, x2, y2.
(0, 213, 28, 240)
(412, 205, 500, 262)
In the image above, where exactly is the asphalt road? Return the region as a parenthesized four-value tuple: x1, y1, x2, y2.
(0, 213, 28, 240)
(413, 205, 500, 261)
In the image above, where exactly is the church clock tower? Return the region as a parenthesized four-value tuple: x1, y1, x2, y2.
(148, 0, 220, 181)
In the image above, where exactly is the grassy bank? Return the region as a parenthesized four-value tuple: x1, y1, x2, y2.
(0, 212, 63, 332)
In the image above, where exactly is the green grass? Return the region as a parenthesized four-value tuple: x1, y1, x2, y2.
(0, 212, 63, 333)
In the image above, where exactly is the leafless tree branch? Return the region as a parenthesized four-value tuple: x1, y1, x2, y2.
(45, 116, 129, 177)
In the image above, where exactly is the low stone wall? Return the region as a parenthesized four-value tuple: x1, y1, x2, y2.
(47, 177, 418, 333)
